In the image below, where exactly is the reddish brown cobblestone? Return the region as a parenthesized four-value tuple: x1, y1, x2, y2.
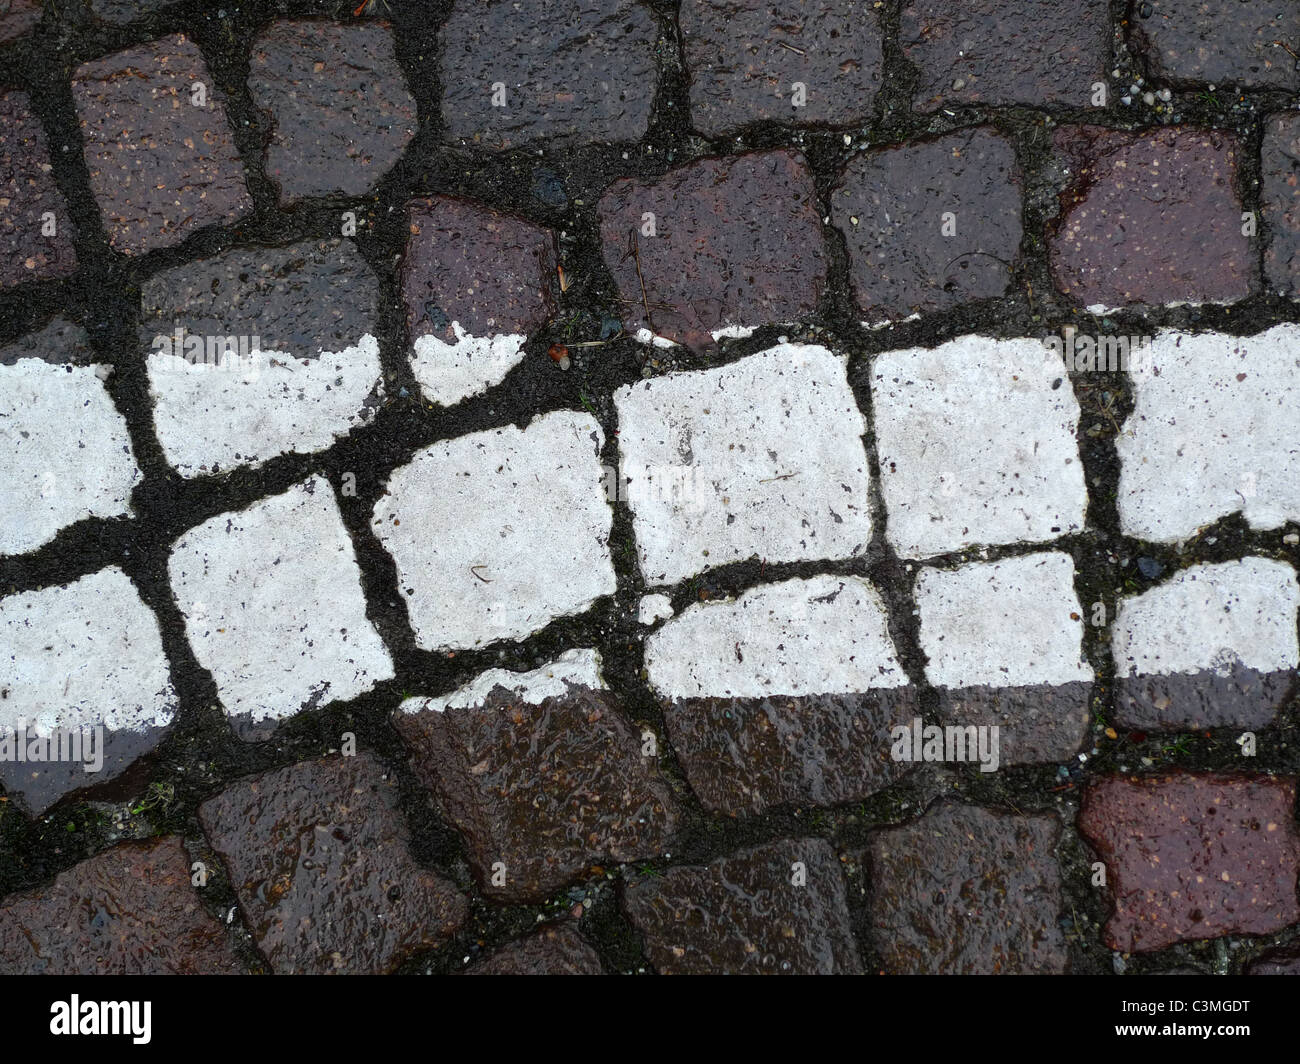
(439, 0, 659, 151)
(463, 924, 603, 974)
(831, 127, 1021, 320)
(1079, 774, 1300, 953)
(1263, 112, 1300, 298)
(864, 803, 1067, 974)
(901, 0, 1110, 111)
(680, 0, 884, 136)
(598, 150, 827, 349)
(0, 0, 40, 43)
(249, 20, 416, 203)
(623, 838, 860, 974)
(0, 836, 242, 974)
(1129, 0, 1300, 92)
(1049, 126, 1254, 307)
(198, 753, 467, 974)
(394, 686, 679, 903)
(71, 34, 252, 255)
(0, 91, 78, 288)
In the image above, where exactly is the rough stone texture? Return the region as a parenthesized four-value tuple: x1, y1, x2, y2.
(394, 684, 678, 903)
(0, 90, 78, 288)
(647, 575, 913, 814)
(1116, 325, 1300, 542)
(623, 838, 861, 974)
(0, 352, 140, 556)
(1049, 126, 1254, 308)
(168, 477, 394, 738)
(832, 128, 1022, 320)
(1247, 945, 1300, 975)
(1079, 774, 1300, 953)
(598, 151, 827, 350)
(141, 240, 382, 476)
(865, 804, 1067, 974)
(871, 335, 1086, 558)
(249, 20, 416, 203)
(614, 345, 872, 586)
(1262, 113, 1300, 298)
(0, 836, 242, 974)
(0, 567, 177, 815)
(372, 411, 616, 651)
(0, 0, 41, 43)
(901, 0, 1111, 110)
(935, 686, 1091, 766)
(90, 0, 179, 24)
(680, 0, 884, 136)
(1129, 0, 1300, 92)
(400, 196, 557, 406)
(1113, 558, 1300, 731)
(71, 34, 252, 254)
(199, 753, 467, 974)
(440, 0, 658, 151)
(0, 316, 96, 367)
(463, 924, 603, 975)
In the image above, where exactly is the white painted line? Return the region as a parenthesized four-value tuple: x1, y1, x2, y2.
(411, 323, 528, 406)
(398, 648, 605, 715)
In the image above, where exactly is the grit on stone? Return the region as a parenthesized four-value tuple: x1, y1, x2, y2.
(1129, 0, 1300, 91)
(1049, 126, 1254, 309)
(623, 838, 861, 974)
(865, 803, 1068, 974)
(0, 90, 78, 288)
(0, 567, 177, 814)
(901, 0, 1111, 110)
(394, 664, 678, 903)
(400, 196, 557, 406)
(914, 552, 1093, 765)
(1079, 774, 1300, 953)
(0, 352, 140, 557)
(1262, 113, 1300, 298)
(871, 335, 1086, 559)
(71, 34, 252, 255)
(1116, 325, 1300, 542)
(598, 151, 827, 350)
(645, 575, 916, 814)
(1112, 558, 1300, 731)
(0, 837, 242, 974)
(198, 753, 467, 974)
(439, 0, 659, 150)
(168, 477, 394, 738)
(373, 411, 615, 650)
(614, 344, 871, 586)
(679, 0, 884, 136)
(248, 20, 416, 202)
(462, 924, 603, 975)
(832, 128, 1023, 320)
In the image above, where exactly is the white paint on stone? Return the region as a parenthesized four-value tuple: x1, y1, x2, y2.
(915, 551, 1094, 689)
(148, 337, 383, 477)
(373, 410, 616, 650)
(0, 359, 140, 556)
(169, 476, 394, 726)
(1117, 325, 1300, 542)
(644, 574, 907, 699)
(638, 593, 674, 625)
(634, 324, 766, 345)
(872, 335, 1087, 559)
(1113, 557, 1300, 678)
(397, 648, 605, 716)
(0, 567, 176, 736)
(615, 343, 872, 586)
(410, 322, 529, 406)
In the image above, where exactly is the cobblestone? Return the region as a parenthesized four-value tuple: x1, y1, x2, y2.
(463, 924, 603, 975)
(0, 90, 78, 288)
(199, 753, 467, 974)
(1262, 113, 1300, 298)
(0, 0, 41, 43)
(71, 34, 252, 254)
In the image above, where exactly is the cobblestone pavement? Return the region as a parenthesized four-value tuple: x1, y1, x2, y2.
(1, 0, 1299, 977)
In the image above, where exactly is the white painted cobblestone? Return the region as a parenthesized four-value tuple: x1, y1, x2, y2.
(872, 335, 1087, 559)
(1117, 325, 1300, 542)
(644, 574, 906, 699)
(0, 359, 140, 556)
(147, 337, 382, 477)
(411, 325, 529, 407)
(373, 410, 616, 650)
(0, 567, 176, 736)
(168, 476, 393, 727)
(637, 594, 674, 625)
(397, 648, 605, 715)
(614, 344, 872, 586)
(1113, 557, 1300, 678)
(914, 551, 1093, 689)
